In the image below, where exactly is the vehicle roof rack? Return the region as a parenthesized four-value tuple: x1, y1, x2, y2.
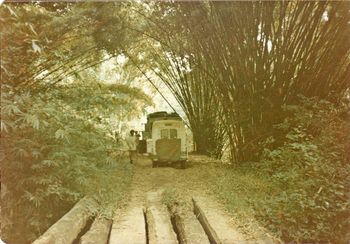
(147, 111, 181, 119)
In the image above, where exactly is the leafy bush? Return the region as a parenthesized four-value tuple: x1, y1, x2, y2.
(1, 80, 150, 242)
(254, 97, 350, 243)
(1, 5, 153, 243)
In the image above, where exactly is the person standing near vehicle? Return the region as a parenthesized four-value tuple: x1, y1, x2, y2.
(126, 130, 137, 164)
(134, 131, 141, 152)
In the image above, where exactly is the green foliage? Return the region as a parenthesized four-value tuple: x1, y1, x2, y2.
(2, 2, 350, 243)
(191, 98, 350, 242)
(254, 97, 350, 242)
(1, 3, 148, 243)
(1, 78, 147, 242)
(147, 1, 350, 162)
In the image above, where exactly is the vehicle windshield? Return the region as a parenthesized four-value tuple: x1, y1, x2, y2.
(161, 129, 177, 139)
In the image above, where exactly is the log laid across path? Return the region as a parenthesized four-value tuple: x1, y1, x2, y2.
(32, 157, 277, 244)
(32, 197, 99, 244)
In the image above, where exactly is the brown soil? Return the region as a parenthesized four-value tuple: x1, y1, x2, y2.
(110, 154, 275, 244)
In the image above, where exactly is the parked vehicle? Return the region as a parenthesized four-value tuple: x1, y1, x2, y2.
(143, 111, 188, 168)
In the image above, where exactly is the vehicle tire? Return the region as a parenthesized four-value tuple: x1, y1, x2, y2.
(152, 161, 157, 168)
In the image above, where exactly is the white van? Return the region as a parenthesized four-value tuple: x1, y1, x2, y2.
(143, 112, 188, 168)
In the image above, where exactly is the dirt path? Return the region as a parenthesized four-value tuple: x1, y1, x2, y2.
(109, 155, 275, 244)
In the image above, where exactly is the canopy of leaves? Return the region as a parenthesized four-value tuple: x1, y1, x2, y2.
(143, 1, 350, 161)
(1, 3, 152, 242)
(1, 2, 350, 243)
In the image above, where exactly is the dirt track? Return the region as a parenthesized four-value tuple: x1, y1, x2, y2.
(109, 155, 275, 244)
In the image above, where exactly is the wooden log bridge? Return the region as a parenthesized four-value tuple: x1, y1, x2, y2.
(32, 196, 275, 244)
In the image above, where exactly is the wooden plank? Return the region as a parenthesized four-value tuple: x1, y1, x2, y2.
(192, 198, 221, 244)
(79, 218, 112, 244)
(32, 197, 99, 244)
(109, 207, 146, 244)
(193, 197, 276, 244)
(170, 210, 210, 244)
(181, 211, 210, 244)
(146, 206, 178, 244)
(192, 197, 247, 244)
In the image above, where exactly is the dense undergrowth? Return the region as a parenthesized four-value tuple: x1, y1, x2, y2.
(2, 3, 349, 243)
(1, 85, 140, 242)
(193, 98, 350, 243)
(1, 5, 149, 243)
(1, 81, 148, 243)
(253, 98, 350, 242)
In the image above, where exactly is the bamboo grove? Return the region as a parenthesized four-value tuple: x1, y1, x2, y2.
(14, 1, 347, 162)
(2, 2, 350, 243)
(139, 1, 350, 161)
(2, 1, 349, 167)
